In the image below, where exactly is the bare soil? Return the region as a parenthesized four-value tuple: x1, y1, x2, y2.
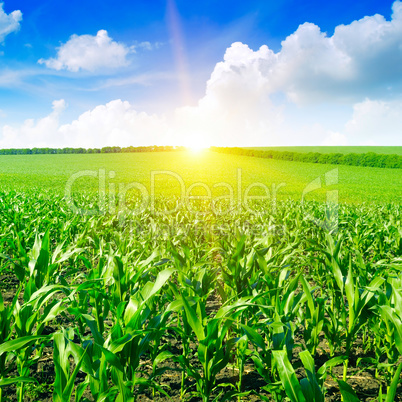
(1, 272, 401, 401)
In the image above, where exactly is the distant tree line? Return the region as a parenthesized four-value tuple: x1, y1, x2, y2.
(0, 145, 185, 155)
(210, 147, 402, 169)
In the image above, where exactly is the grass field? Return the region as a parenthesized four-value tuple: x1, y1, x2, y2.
(247, 146, 402, 155)
(0, 150, 400, 204)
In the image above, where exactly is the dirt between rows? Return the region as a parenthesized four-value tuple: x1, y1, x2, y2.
(1, 272, 401, 401)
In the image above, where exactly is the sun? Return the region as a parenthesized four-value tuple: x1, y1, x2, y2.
(188, 144, 206, 153)
(185, 138, 209, 153)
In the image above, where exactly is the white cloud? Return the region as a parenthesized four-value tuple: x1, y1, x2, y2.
(322, 132, 349, 146)
(0, 100, 168, 149)
(344, 99, 402, 145)
(172, 42, 284, 147)
(1, 97, 401, 149)
(169, 1, 402, 146)
(291, 1, 402, 100)
(0, 100, 65, 148)
(0, 3, 22, 44)
(52, 99, 67, 114)
(134, 41, 163, 51)
(200, 1, 402, 105)
(3, 3, 402, 148)
(59, 100, 168, 147)
(38, 30, 131, 72)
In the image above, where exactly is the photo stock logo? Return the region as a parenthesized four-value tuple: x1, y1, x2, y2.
(64, 167, 339, 234)
(64, 168, 286, 216)
(302, 168, 339, 233)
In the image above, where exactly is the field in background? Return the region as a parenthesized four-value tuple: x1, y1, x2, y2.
(248, 146, 402, 155)
(0, 150, 400, 204)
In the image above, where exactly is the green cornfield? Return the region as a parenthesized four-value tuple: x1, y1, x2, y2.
(0, 186, 401, 401)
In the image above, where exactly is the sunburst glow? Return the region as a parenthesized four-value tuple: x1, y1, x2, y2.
(188, 144, 206, 153)
(185, 136, 209, 153)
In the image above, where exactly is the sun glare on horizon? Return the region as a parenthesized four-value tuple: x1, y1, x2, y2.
(184, 136, 210, 153)
(188, 144, 208, 153)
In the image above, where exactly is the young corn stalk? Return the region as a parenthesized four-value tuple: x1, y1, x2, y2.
(174, 294, 250, 402)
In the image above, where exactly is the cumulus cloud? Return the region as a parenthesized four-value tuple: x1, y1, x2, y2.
(1, 97, 401, 149)
(202, 1, 402, 104)
(59, 100, 168, 147)
(172, 42, 284, 147)
(0, 95, 283, 149)
(0, 100, 168, 149)
(0, 3, 22, 43)
(0, 100, 65, 148)
(169, 1, 402, 146)
(3, 2, 402, 148)
(38, 30, 131, 72)
(344, 99, 402, 145)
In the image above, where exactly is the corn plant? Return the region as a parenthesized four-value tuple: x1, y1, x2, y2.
(0, 190, 401, 402)
(173, 294, 250, 401)
(0, 335, 50, 402)
(52, 329, 91, 402)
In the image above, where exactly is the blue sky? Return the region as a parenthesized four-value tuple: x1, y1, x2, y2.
(0, 0, 401, 148)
